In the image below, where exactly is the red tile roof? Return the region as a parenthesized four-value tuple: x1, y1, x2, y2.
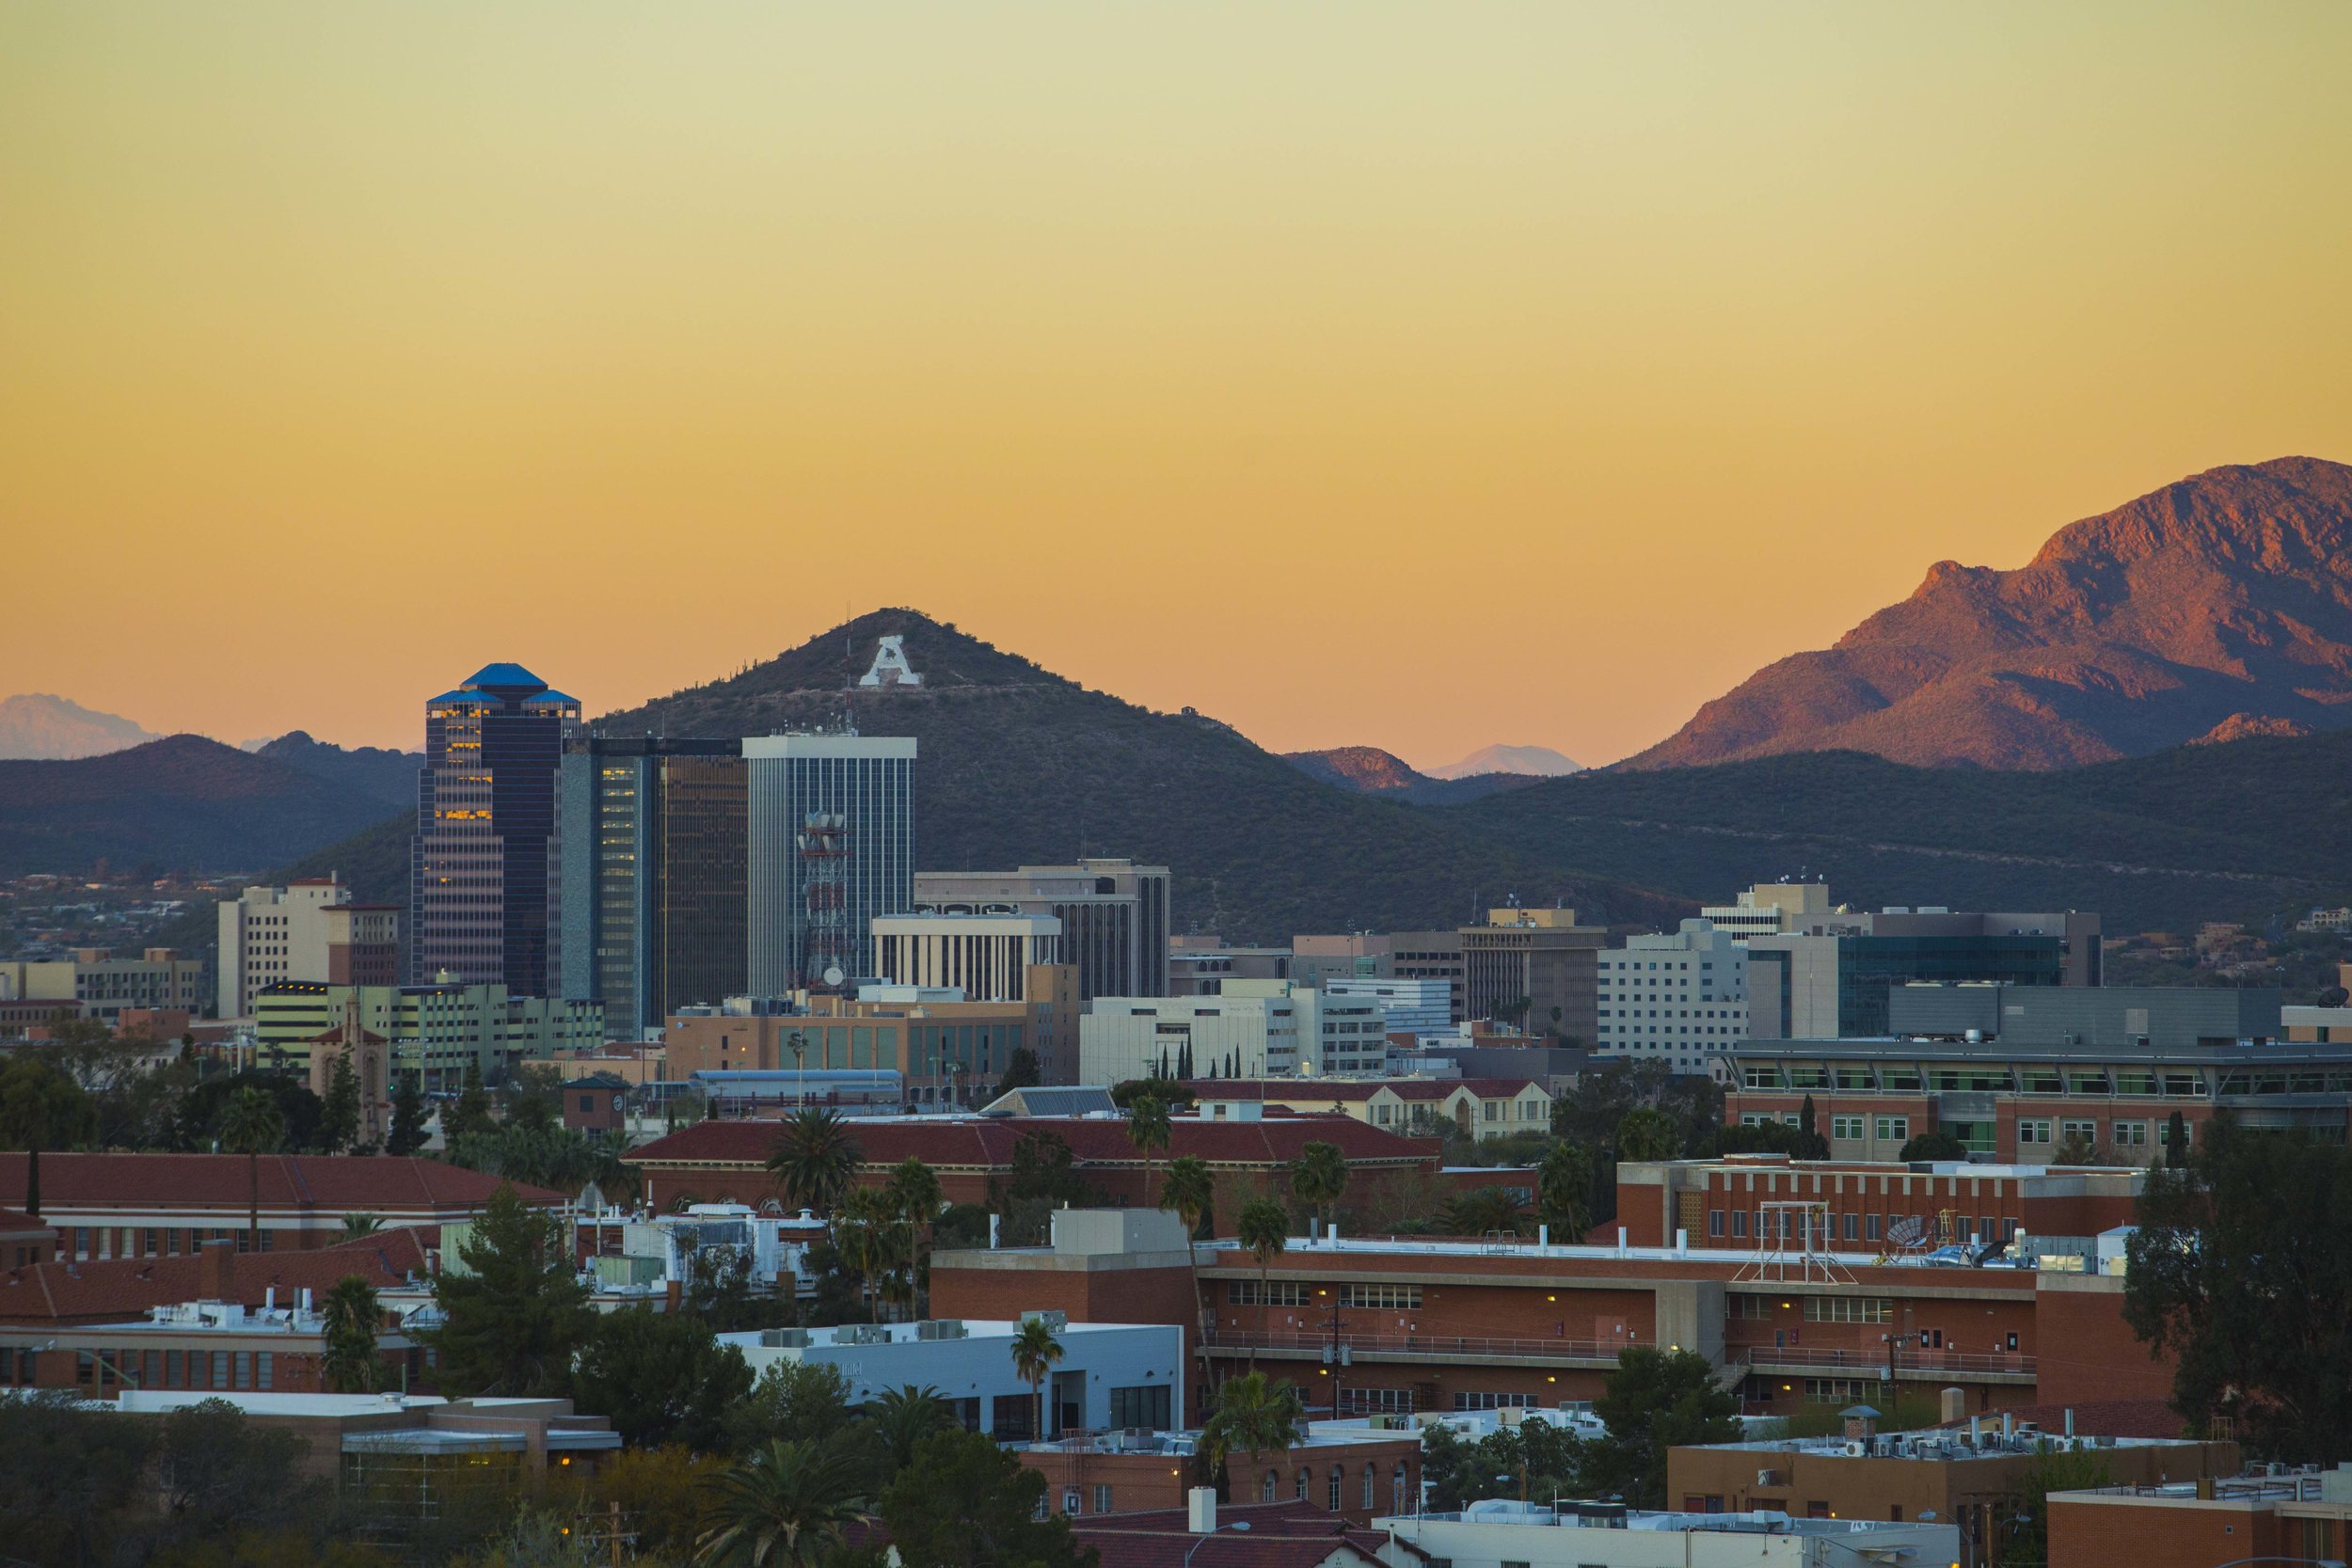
(0, 1154, 562, 1218)
(0, 1227, 434, 1326)
(0, 1207, 53, 1236)
(1187, 1078, 1540, 1103)
(629, 1115, 1436, 1172)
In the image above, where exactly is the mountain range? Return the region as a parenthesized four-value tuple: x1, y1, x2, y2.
(1627, 456, 2352, 769)
(0, 694, 158, 759)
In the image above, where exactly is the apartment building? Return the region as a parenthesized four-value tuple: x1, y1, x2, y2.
(1596, 918, 1748, 1072)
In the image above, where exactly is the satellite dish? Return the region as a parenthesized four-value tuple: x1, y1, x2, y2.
(821, 965, 846, 988)
(1886, 1215, 1927, 1249)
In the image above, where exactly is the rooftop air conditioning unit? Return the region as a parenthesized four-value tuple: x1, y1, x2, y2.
(759, 1328, 811, 1349)
(916, 1320, 967, 1340)
(1022, 1310, 1069, 1332)
(1843, 1440, 1867, 1457)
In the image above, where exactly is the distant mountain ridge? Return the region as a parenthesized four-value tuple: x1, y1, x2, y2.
(1628, 456, 2352, 770)
(1429, 743, 1581, 780)
(1280, 746, 1545, 804)
(0, 694, 157, 759)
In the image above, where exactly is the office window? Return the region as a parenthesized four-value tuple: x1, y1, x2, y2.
(2113, 1120, 2149, 1147)
(211, 1351, 230, 1389)
(167, 1349, 183, 1386)
(1107, 1385, 1171, 1430)
(1328, 1467, 1343, 1510)
(1873, 1117, 1910, 1143)
(1804, 1297, 1892, 1323)
(1842, 1212, 1859, 1242)
(257, 1353, 274, 1390)
(1831, 1116, 1865, 1141)
(1708, 1210, 1725, 1238)
(1730, 1210, 1748, 1238)
(1093, 1485, 1113, 1515)
(2017, 1119, 2052, 1145)
(2061, 1118, 2098, 1144)
(234, 1352, 251, 1389)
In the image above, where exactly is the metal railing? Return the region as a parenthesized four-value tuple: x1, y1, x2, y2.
(1201, 1329, 1635, 1363)
(1729, 1343, 2036, 1377)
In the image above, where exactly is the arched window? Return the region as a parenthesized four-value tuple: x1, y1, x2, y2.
(1295, 1468, 1309, 1500)
(1391, 1463, 1408, 1515)
(1361, 1465, 1375, 1510)
(1262, 1470, 1278, 1503)
(1327, 1466, 1342, 1511)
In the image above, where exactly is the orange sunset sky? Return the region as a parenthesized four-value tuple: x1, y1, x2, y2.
(5, 4, 2350, 767)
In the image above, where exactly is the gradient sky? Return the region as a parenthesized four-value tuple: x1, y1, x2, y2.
(6, 4, 2351, 767)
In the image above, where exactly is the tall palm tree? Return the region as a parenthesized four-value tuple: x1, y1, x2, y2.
(833, 1187, 897, 1323)
(1535, 1140, 1594, 1243)
(882, 1156, 943, 1315)
(765, 1106, 861, 1215)
(863, 1384, 954, 1474)
(1160, 1153, 1216, 1360)
(1199, 1370, 1305, 1500)
(219, 1087, 286, 1254)
(1443, 1184, 1526, 1238)
(1290, 1141, 1346, 1232)
(1009, 1316, 1064, 1442)
(1234, 1196, 1289, 1370)
(320, 1274, 381, 1393)
(694, 1438, 867, 1568)
(1126, 1095, 1171, 1210)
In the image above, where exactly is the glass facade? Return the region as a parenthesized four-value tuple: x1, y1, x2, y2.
(1837, 933, 2064, 1037)
(746, 736, 916, 993)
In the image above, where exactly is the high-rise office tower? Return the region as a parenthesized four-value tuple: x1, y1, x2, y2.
(912, 858, 1171, 1000)
(745, 730, 915, 994)
(556, 736, 747, 1032)
(409, 664, 579, 992)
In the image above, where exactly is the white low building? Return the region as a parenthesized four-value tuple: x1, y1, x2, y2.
(1377, 1499, 1957, 1568)
(1080, 980, 1387, 1083)
(718, 1314, 1184, 1442)
(1322, 977, 1453, 1038)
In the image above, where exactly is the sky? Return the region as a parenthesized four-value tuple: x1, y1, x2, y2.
(5, 4, 2351, 768)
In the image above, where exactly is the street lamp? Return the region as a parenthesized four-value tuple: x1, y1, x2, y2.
(1184, 1521, 1252, 1568)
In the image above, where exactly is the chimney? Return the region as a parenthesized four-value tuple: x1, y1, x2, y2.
(198, 1238, 235, 1302)
(1187, 1487, 1217, 1534)
(1940, 1387, 1966, 1424)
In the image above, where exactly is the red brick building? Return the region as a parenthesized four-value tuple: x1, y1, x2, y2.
(0, 1153, 562, 1259)
(562, 1072, 630, 1135)
(1023, 1432, 1422, 1526)
(0, 1206, 56, 1268)
(628, 1112, 1441, 1230)
(2050, 1472, 2352, 1568)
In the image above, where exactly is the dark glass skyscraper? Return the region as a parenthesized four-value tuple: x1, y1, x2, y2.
(409, 663, 580, 993)
(556, 736, 747, 1031)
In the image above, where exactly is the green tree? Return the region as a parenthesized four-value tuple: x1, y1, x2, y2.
(1613, 1106, 1680, 1163)
(220, 1086, 287, 1253)
(1159, 1153, 1216, 1343)
(1290, 1140, 1347, 1230)
(1442, 1184, 1527, 1238)
(1235, 1196, 1289, 1369)
(2125, 1121, 2352, 1461)
(2163, 1110, 2189, 1168)
(0, 1052, 97, 1219)
(882, 1156, 944, 1314)
(154, 1396, 321, 1542)
(572, 1307, 755, 1451)
(583, 1446, 725, 1561)
(340, 1212, 384, 1242)
(1420, 1416, 1585, 1510)
(693, 1438, 868, 1568)
(321, 1274, 383, 1393)
(863, 1385, 956, 1480)
(0, 1388, 155, 1568)
(1125, 1094, 1171, 1210)
(873, 1428, 1093, 1568)
(424, 1183, 595, 1397)
(1899, 1131, 1967, 1162)
(448, 1062, 497, 1141)
(723, 1361, 857, 1457)
(320, 1054, 361, 1154)
(765, 1107, 862, 1214)
(1198, 1370, 1304, 1500)
(1535, 1141, 1595, 1242)
(992, 1045, 1042, 1102)
(1793, 1094, 1831, 1159)
(1011, 1316, 1065, 1440)
(386, 1080, 430, 1156)
(1585, 1347, 1740, 1507)
(832, 1187, 899, 1323)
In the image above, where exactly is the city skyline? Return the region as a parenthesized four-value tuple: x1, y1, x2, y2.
(6, 5, 2351, 766)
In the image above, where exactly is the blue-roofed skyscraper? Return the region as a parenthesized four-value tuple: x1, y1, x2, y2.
(409, 663, 580, 995)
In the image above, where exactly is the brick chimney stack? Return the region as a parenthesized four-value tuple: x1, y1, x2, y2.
(197, 1237, 236, 1301)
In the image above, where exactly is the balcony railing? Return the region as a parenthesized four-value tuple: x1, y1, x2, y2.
(1201, 1329, 1635, 1363)
(1731, 1344, 2036, 1377)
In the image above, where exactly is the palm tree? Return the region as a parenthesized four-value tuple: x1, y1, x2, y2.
(219, 1087, 286, 1254)
(1290, 1141, 1346, 1232)
(320, 1274, 381, 1393)
(1234, 1196, 1289, 1370)
(1535, 1141, 1594, 1243)
(1010, 1316, 1064, 1442)
(1614, 1106, 1681, 1163)
(1443, 1184, 1527, 1238)
(833, 1187, 896, 1323)
(882, 1156, 943, 1315)
(339, 1212, 384, 1243)
(1160, 1154, 1216, 1356)
(864, 1384, 954, 1474)
(694, 1438, 867, 1568)
(1126, 1095, 1171, 1210)
(1199, 1370, 1304, 1499)
(765, 1107, 861, 1215)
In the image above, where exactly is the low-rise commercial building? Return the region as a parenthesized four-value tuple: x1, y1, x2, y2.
(1, 947, 206, 1024)
(1023, 1426, 1422, 1525)
(1322, 976, 1451, 1037)
(914, 859, 1169, 1000)
(2048, 1468, 2352, 1568)
(1376, 1499, 1959, 1568)
(718, 1314, 1184, 1442)
(1180, 1076, 1551, 1139)
(666, 974, 1080, 1096)
(254, 979, 605, 1087)
(872, 912, 1063, 1001)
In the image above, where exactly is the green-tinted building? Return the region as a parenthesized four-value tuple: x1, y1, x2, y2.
(254, 980, 604, 1088)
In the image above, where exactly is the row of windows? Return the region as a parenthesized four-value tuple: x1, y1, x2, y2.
(1337, 1284, 1423, 1310)
(72, 1348, 276, 1390)
(75, 1226, 269, 1262)
(1710, 1209, 2019, 1244)
(1227, 1280, 1313, 1307)
(1453, 1391, 1540, 1409)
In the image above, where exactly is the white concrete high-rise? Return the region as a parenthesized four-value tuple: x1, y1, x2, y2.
(1595, 918, 1748, 1072)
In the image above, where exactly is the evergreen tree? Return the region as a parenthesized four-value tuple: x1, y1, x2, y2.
(422, 1183, 594, 1396)
(446, 1061, 496, 1141)
(386, 1081, 429, 1156)
(319, 1055, 361, 1155)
